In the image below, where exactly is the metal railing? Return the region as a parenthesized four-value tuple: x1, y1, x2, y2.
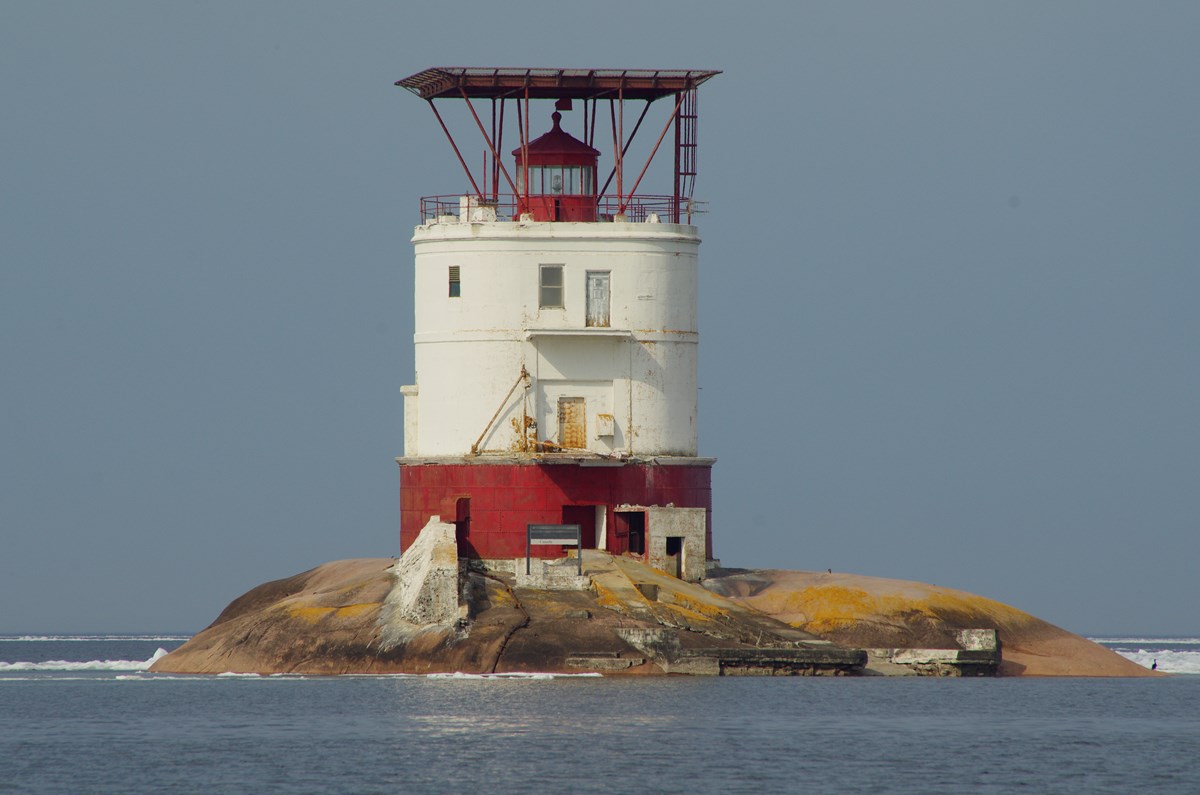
(418, 194, 696, 225)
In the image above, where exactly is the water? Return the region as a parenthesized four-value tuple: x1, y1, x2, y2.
(1091, 637, 1200, 674)
(2, 637, 1198, 794)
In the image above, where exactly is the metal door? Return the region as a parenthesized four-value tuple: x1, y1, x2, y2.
(585, 271, 610, 327)
(557, 397, 586, 449)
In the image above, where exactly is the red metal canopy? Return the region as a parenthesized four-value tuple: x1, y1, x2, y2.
(397, 67, 720, 223)
(396, 67, 720, 101)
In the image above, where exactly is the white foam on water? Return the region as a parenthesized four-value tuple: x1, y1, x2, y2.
(1091, 637, 1200, 646)
(0, 635, 189, 642)
(425, 671, 602, 680)
(1114, 649, 1200, 675)
(0, 676, 125, 682)
(0, 647, 169, 672)
(216, 671, 264, 677)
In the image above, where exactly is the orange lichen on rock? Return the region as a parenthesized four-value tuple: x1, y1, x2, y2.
(590, 579, 632, 610)
(286, 605, 338, 623)
(152, 554, 1160, 678)
(664, 592, 732, 621)
(704, 569, 1159, 677)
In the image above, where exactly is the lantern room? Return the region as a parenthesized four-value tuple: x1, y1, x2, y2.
(512, 107, 599, 222)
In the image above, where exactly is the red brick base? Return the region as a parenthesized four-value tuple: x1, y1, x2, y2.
(399, 460, 713, 560)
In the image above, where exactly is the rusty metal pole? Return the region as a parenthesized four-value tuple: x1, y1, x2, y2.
(523, 85, 530, 214)
(470, 366, 529, 456)
(620, 92, 687, 216)
(589, 98, 597, 150)
(673, 92, 682, 223)
(609, 100, 620, 209)
(495, 98, 506, 203)
(619, 86, 628, 208)
(427, 100, 484, 199)
(490, 98, 497, 202)
(458, 89, 520, 197)
(598, 101, 652, 198)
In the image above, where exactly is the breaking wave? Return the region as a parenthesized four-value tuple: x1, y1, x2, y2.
(1090, 637, 1200, 646)
(425, 671, 602, 680)
(0, 635, 189, 642)
(0, 647, 169, 672)
(1112, 649, 1200, 675)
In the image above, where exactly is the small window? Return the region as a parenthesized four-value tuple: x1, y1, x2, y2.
(448, 266, 461, 298)
(539, 264, 563, 309)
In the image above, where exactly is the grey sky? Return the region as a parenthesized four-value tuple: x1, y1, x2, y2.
(2, 2, 1196, 636)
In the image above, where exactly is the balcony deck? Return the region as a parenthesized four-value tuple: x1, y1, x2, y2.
(419, 194, 697, 225)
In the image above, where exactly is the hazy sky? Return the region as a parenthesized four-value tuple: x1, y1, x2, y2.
(2, 2, 1196, 636)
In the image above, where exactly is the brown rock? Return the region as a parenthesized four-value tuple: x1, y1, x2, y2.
(703, 569, 1160, 677)
(151, 558, 670, 675)
(152, 557, 1157, 677)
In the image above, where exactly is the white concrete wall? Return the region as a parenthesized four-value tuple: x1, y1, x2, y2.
(403, 217, 701, 458)
(645, 507, 707, 582)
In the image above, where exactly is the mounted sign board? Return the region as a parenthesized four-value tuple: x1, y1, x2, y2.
(526, 523, 583, 575)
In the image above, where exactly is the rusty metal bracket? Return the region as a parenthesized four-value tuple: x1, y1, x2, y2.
(598, 99, 652, 198)
(458, 88, 521, 198)
(426, 99, 483, 199)
(619, 92, 688, 217)
(471, 366, 530, 455)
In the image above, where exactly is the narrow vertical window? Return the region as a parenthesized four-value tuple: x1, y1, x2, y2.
(539, 264, 563, 308)
(448, 265, 460, 298)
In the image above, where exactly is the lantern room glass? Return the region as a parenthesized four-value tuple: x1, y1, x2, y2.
(518, 165, 594, 196)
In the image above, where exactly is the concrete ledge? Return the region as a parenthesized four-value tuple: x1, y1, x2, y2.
(864, 630, 1001, 676)
(514, 557, 592, 590)
(565, 654, 646, 672)
(698, 647, 867, 677)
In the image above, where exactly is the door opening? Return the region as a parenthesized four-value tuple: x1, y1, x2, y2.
(562, 505, 597, 549)
(617, 510, 646, 556)
(586, 271, 611, 328)
(557, 397, 586, 449)
(665, 536, 683, 579)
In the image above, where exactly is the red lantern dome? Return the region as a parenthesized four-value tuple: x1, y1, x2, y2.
(512, 111, 599, 221)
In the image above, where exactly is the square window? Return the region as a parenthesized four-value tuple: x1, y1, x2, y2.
(539, 264, 563, 309)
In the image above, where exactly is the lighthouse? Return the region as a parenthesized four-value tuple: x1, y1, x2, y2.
(395, 68, 719, 581)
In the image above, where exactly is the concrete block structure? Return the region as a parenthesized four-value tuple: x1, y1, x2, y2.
(394, 67, 720, 574)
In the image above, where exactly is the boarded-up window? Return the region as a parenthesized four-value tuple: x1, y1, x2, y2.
(557, 397, 586, 449)
(586, 271, 610, 327)
(448, 266, 461, 298)
(540, 264, 563, 308)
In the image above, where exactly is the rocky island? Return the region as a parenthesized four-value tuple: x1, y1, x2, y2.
(152, 521, 1153, 678)
(152, 70, 1157, 680)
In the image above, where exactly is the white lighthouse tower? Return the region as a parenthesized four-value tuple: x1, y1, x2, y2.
(395, 68, 719, 580)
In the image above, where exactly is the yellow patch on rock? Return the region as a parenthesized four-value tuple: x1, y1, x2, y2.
(286, 602, 378, 624)
(287, 605, 336, 623)
(591, 580, 628, 610)
(666, 592, 732, 620)
(334, 603, 377, 619)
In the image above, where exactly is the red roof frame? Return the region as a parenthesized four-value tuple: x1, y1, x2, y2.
(396, 67, 720, 101)
(396, 67, 720, 222)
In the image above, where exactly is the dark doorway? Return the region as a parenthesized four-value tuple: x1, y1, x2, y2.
(561, 505, 597, 549)
(452, 497, 471, 549)
(665, 536, 683, 578)
(617, 510, 646, 556)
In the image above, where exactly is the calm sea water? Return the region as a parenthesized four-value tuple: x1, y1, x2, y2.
(2, 636, 1198, 794)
